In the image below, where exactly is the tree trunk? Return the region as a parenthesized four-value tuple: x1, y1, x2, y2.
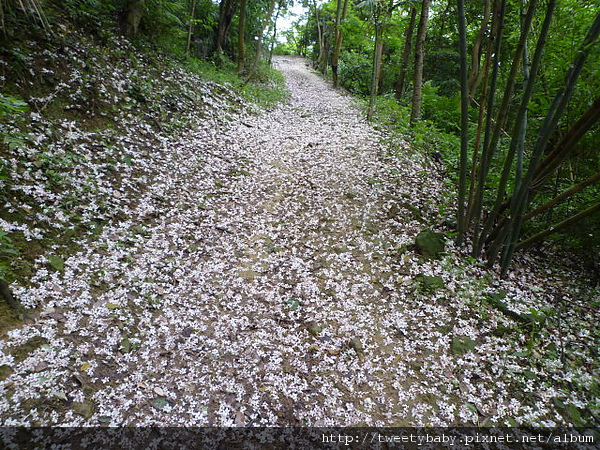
(269, 0, 283, 65)
(487, 0, 555, 272)
(498, 9, 600, 275)
(467, 0, 491, 98)
(312, 0, 325, 71)
(237, 0, 247, 73)
(186, 0, 197, 56)
(464, 33, 495, 227)
(457, 0, 469, 244)
(473, 0, 537, 257)
(0, 279, 23, 314)
(124, 0, 144, 38)
(215, 0, 238, 57)
(367, 21, 385, 120)
(394, 6, 417, 100)
(409, 0, 431, 126)
(245, 0, 277, 83)
(332, 0, 350, 88)
(320, 28, 330, 74)
(470, 0, 507, 256)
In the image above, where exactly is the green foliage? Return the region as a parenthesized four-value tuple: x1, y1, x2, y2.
(0, 230, 18, 282)
(423, 50, 460, 96)
(369, 94, 460, 159)
(0, 93, 28, 116)
(140, 0, 186, 42)
(185, 57, 288, 108)
(56, 0, 116, 26)
(420, 81, 461, 134)
(0, 93, 29, 201)
(338, 51, 371, 95)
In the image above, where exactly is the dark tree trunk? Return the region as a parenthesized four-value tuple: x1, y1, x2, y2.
(0, 279, 22, 314)
(410, 0, 430, 126)
(215, 0, 238, 56)
(123, 0, 145, 38)
(467, 0, 491, 98)
(332, 0, 350, 88)
(237, 0, 247, 73)
(457, 0, 469, 244)
(395, 6, 416, 100)
(245, 0, 277, 83)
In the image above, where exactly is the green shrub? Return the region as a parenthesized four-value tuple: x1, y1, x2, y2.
(421, 81, 461, 134)
(339, 51, 371, 96)
(0, 230, 18, 282)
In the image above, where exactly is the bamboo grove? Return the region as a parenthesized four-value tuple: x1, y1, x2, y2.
(295, 0, 599, 275)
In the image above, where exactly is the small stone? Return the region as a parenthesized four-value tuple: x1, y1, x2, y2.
(349, 338, 364, 354)
(415, 229, 445, 259)
(33, 361, 49, 372)
(48, 312, 67, 322)
(51, 391, 68, 401)
(41, 307, 56, 317)
(73, 400, 95, 419)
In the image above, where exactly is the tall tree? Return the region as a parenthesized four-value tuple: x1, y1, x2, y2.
(332, 0, 350, 87)
(268, 0, 285, 65)
(409, 0, 430, 126)
(123, 0, 145, 37)
(498, 8, 600, 274)
(467, 0, 491, 98)
(457, 0, 469, 243)
(245, 0, 277, 82)
(394, 6, 417, 100)
(186, 0, 197, 55)
(310, 0, 327, 72)
(215, 0, 238, 56)
(472, 0, 537, 258)
(237, 0, 248, 73)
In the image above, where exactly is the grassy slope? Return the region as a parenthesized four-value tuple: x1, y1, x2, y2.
(0, 21, 286, 333)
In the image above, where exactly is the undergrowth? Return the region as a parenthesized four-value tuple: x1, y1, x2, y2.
(0, 19, 288, 331)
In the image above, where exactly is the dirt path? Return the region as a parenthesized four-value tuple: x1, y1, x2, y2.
(1, 57, 593, 428)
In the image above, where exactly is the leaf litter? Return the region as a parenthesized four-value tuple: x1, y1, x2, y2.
(0, 50, 598, 427)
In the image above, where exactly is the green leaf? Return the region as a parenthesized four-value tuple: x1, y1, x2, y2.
(153, 397, 169, 410)
(120, 338, 132, 353)
(465, 403, 478, 414)
(565, 404, 584, 426)
(47, 255, 64, 271)
(285, 297, 300, 310)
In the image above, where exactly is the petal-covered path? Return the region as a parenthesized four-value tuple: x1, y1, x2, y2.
(1, 56, 597, 427)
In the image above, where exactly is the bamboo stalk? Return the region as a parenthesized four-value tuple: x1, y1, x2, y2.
(517, 202, 600, 251)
